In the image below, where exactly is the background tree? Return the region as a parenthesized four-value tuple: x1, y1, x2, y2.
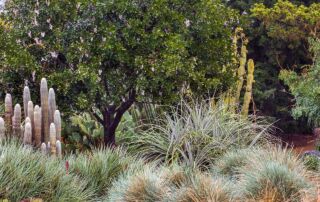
(1, 0, 237, 145)
(280, 38, 320, 126)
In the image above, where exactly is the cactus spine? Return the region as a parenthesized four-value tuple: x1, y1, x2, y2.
(242, 59, 255, 117)
(0, 117, 5, 140)
(23, 122, 32, 145)
(5, 94, 12, 135)
(49, 123, 56, 156)
(41, 78, 49, 143)
(34, 105, 42, 146)
(23, 86, 31, 119)
(12, 104, 21, 137)
(48, 88, 56, 125)
(54, 110, 61, 141)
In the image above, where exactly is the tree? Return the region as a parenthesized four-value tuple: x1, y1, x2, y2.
(1, 0, 237, 145)
(280, 38, 320, 125)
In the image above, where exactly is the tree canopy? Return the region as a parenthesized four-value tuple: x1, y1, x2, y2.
(1, 0, 238, 145)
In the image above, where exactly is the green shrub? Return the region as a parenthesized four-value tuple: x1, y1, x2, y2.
(68, 147, 143, 198)
(123, 100, 272, 170)
(0, 141, 95, 201)
(304, 155, 320, 171)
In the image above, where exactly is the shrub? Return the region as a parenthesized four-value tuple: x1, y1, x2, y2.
(68, 147, 143, 198)
(123, 100, 272, 170)
(304, 155, 320, 171)
(0, 141, 95, 201)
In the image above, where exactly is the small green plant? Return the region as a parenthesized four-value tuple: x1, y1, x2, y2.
(304, 155, 320, 171)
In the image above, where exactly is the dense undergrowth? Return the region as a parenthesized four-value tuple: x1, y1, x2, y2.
(0, 102, 317, 201)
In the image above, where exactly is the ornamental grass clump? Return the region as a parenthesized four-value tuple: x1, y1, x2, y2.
(0, 140, 95, 201)
(216, 146, 317, 201)
(124, 100, 272, 170)
(107, 165, 170, 202)
(68, 147, 143, 198)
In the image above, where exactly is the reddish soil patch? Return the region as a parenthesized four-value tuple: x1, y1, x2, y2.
(283, 134, 318, 154)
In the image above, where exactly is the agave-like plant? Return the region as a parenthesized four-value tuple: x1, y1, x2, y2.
(123, 100, 273, 170)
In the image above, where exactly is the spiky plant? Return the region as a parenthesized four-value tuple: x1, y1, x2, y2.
(40, 78, 49, 143)
(123, 100, 272, 170)
(5, 94, 12, 134)
(0, 117, 5, 140)
(106, 165, 170, 202)
(68, 147, 142, 198)
(0, 141, 96, 201)
(12, 104, 21, 137)
(48, 88, 56, 125)
(54, 110, 61, 141)
(34, 105, 41, 146)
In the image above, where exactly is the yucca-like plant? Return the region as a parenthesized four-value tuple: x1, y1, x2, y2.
(0, 140, 96, 201)
(68, 147, 142, 198)
(123, 100, 272, 170)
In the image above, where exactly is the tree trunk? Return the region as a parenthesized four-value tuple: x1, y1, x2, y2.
(103, 123, 116, 146)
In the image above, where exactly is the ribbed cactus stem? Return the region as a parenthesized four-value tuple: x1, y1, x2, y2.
(23, 122, 32, 145)
(48, 88, 57, 125)
(49, 123, 56, 156)
(235, 37, 248, 105)
(12, 104, 21, 137)
(34, 105, 42, 147)
(23, 86, 31, 119)
(5, 94, 13, 135)
(25, 117, 31, 125)
(54, 110, 61, 141)
(41, 143, 47, 155)
(0, 117, 5, 140)
(27, 101, 34, 139)
(242, 59, 255, 117)
(41, 78, 49, 143)
(56, 140, 62, 158)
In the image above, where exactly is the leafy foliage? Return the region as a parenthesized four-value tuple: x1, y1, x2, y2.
(280, 38, 320, 125)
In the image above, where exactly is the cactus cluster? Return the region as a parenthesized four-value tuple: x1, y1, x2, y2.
(224, 28, 255, 117)
(0, 78, 62, 157)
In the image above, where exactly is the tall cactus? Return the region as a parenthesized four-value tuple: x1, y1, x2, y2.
(41, 78, 49, 143)
(235, 37, 248, 105)
(56, 140, 62, 158)
(23, 122, 32, 145)
(41, 143, 47, 155)
(48, 88, 56, 125)
(242, 59, 255, 117)
(5, 94, 13, 134)
(12, 104, 21, 137)
(23, 86, 31, 119)
(0, 117, 5, 140)
(27, 101, 34, 138)
(49, 123, 56, 156)
(34, 105, 42, 146)
(54, 110, 61, 141)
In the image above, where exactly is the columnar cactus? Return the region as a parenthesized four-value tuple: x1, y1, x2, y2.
(23, 86, 31, 119)
(27, 101, 34, 137)
(25, 117, 31, 125)
(48, 88, 56, 125)
(41, 143, 47, 155)
(242, 59, 255, 117)
(235, 37, 248, 105)
(23, 122, 32, 145)
(12, 104, 21, 137)
(41, 78, 49, 143)
(34, 105, 42, 146)
(56, 140, 62, 158)
(54, 110, 61, 141)
(5, 94, 12, 134)
(0, 117, 5, 140)
(49, 123, 56, 156)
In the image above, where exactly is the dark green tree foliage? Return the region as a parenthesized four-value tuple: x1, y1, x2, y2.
(280, 39, 320, 126)
(1, 0, 237, 145)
